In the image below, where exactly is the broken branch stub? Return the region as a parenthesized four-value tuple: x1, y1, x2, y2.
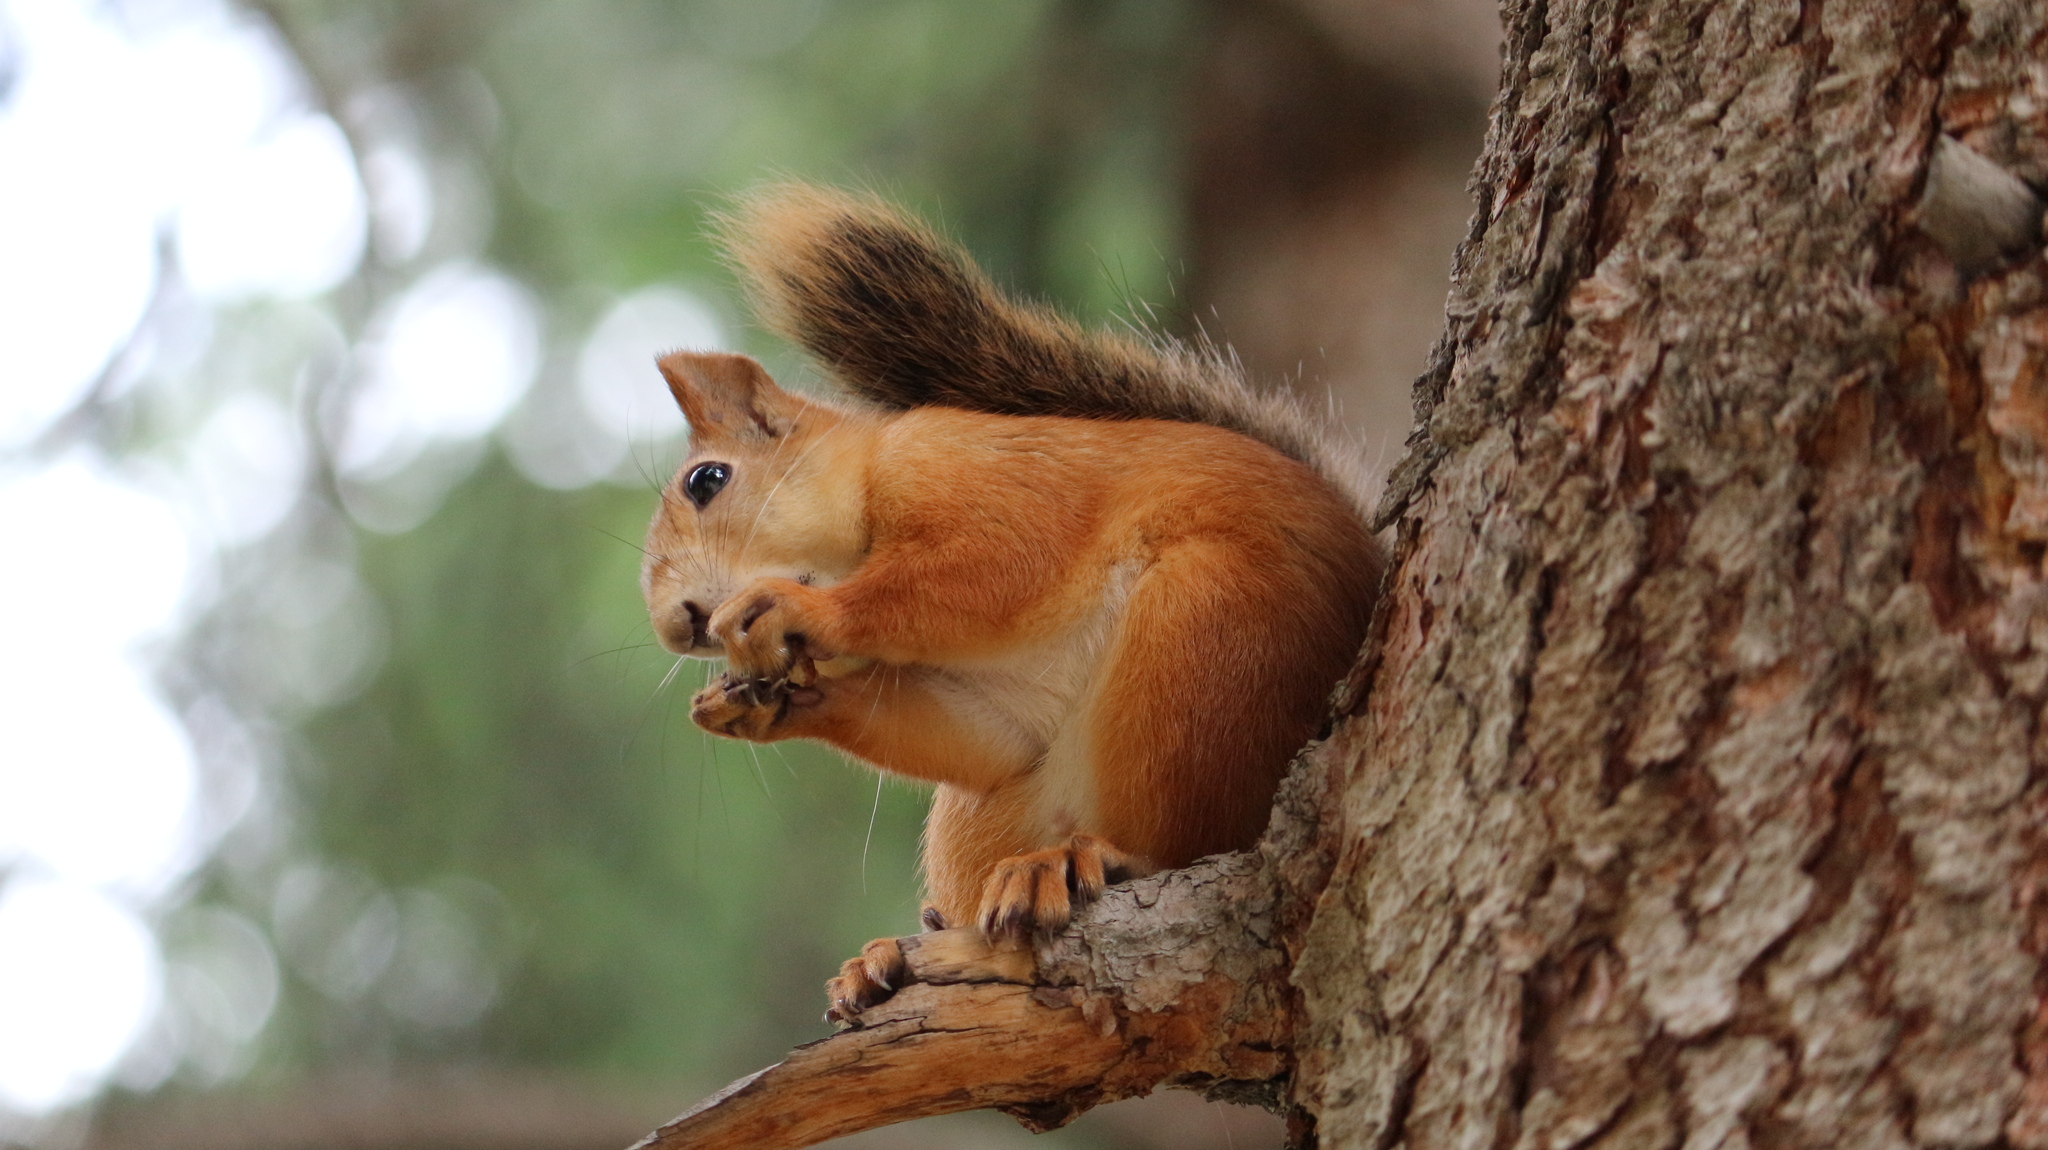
(631, 846, 1304, 1150)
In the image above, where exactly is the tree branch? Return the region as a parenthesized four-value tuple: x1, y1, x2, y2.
(633, 737, 1352, 1150)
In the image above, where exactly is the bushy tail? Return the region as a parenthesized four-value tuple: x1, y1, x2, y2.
(718, 184, 1370, 511)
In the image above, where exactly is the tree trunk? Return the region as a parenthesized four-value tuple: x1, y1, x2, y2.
(1292, 0, 2048, 1147)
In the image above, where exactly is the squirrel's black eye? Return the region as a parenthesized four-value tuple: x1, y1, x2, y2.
(683, 462, 730, 508)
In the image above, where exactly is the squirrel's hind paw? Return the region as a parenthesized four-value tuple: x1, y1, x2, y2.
(976, 835, 1146, 946)
(824, 937, 906, 1027)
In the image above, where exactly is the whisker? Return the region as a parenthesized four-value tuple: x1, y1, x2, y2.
(859, 665, 897, 893)
(572, 641, 658, 669)
(588, 522, 686, 580)
(695, 727, 712, 878)
(861, 770, 885, 896)
(712, 411, 804, 594)
(711, 734, 731, 832)
(744, 741, 774, 799)
(739, 415, 833, 559)
(856, 664, 891, 741)
(657, 653, 691, 694)
(632, 436, 672, 496)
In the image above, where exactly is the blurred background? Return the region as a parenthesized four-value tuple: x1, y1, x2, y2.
(0, 0, 1492, 1147)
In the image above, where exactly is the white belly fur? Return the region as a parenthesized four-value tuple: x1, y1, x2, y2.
(915, 558, 1143, 840)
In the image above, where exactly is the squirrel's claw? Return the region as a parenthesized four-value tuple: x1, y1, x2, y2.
(708, 579, 838, 684)
(689, 676, 787, 740)
(824, 937, 906, 1027)
(689, 668, 829, 742)
(975, 835, 1147, 947)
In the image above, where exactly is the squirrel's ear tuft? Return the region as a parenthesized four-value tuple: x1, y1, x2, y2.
(657, 351, 804, 440)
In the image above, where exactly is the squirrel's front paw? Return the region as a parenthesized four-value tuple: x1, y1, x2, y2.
(977, 835, 1148, 946)
(708, 580, 833, 680)
(824, 937, 906, 1027)
(689, 669, 822, 741)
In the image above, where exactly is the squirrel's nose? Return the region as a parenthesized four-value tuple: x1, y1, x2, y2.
(684, 600, 711, 648)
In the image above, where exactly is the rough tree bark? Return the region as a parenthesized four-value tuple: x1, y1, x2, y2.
(1297, 0, 2048, 1146)
(649, 0, 2048, 1147)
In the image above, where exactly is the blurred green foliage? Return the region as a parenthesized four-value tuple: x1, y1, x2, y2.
(203, 0, 1198, 1102)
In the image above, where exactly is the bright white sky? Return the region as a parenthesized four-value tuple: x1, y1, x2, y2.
(0, 0, 724, 1119)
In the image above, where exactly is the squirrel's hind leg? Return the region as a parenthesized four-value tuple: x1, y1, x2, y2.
(1082, 539, 1361, 867)
(921, 781, 1043, 934)
(824, 780, 1037, 1024)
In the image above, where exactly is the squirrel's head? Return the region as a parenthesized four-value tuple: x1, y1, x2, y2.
(643, 351, 870, 657)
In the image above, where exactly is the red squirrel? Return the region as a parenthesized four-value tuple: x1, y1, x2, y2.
(641, 185, 1383, 1023)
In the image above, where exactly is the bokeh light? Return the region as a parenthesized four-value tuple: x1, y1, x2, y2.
(336, 263, 541, 483)
(0, 0, 724, 1119)
(0, 0, 367, 1119)
(0, 458, 196, 1113)
(0, 879, 163, 1113)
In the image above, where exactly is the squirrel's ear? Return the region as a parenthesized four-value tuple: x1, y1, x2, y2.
(656, 351, 804, 440)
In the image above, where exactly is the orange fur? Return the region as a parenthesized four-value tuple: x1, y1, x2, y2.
(641, 188, 1383, 1022)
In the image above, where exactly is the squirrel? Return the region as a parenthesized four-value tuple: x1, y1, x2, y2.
(640, 185, 1383, 1024)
